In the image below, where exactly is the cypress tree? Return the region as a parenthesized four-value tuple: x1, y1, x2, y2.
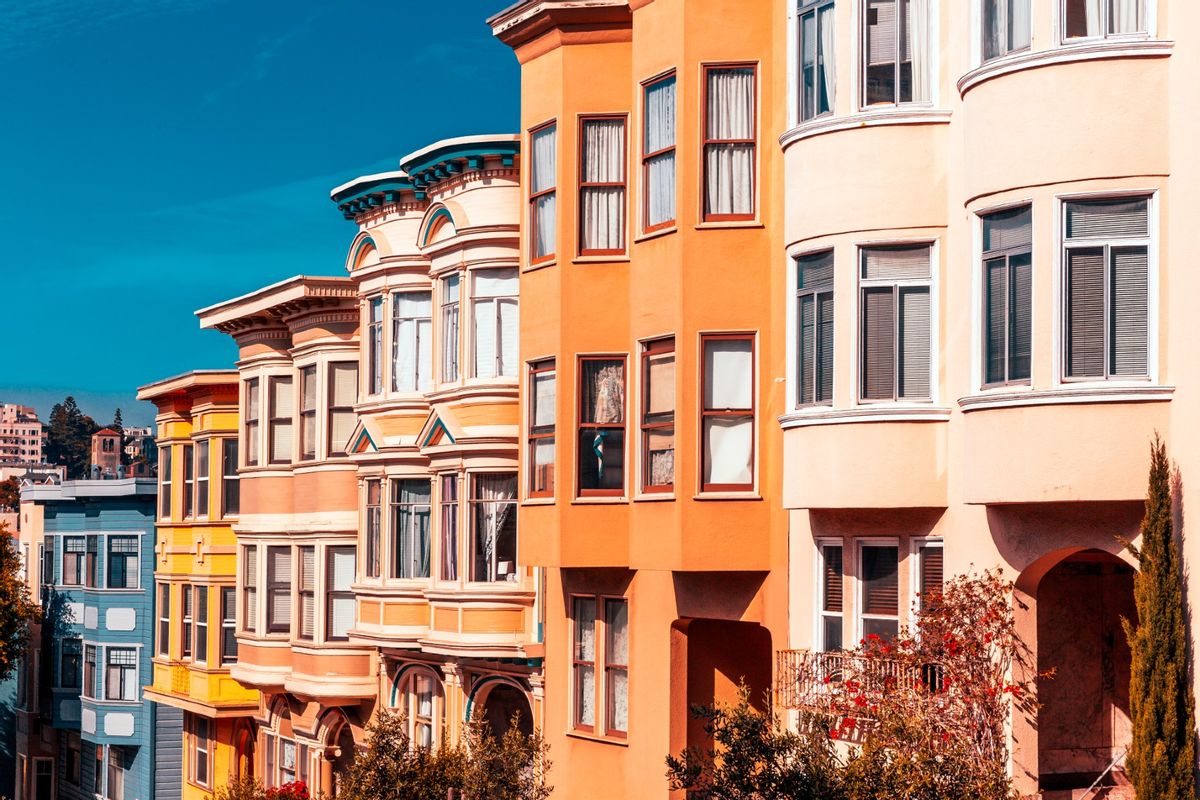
(1123, 436, 1196, 798)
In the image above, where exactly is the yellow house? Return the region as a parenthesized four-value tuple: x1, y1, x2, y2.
(138, 371, 259, 798)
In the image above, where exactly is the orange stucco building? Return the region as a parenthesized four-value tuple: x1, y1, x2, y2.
(490, 2, 788, 797)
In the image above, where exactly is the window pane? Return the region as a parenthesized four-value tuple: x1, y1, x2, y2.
(532, 371, 556, 429)
(703, 339, 753, 410)
(645, 428, 674, 488)
(530, 125, 557, 194)
(1110, 246, 1148, 376)
(861, 287, 896, 399)
(1066, 198, 1148, 239)
(605, 600, 628, 664)
(645, 77, 676, 153)
(573, 597, 596, 661)
(823, 616, 843, 651)
(862, 545, 899, 616)
(862, 245, 930, 280)
(1109, 0, 1143, 34)
(704, 67, 756, 217)
(985, 257, 1008, 384)
(532, 438, 555, 495)
(822, 545, 843, 613)
(703, 417, 753, 486)
(580, 361, 625, 424)
(983, 205, 1032, 252)
(578, 429, 625, 491)
(1009, 253, 1033, 381)
(471, 475, 517, 582)
(1066, 248, 1106, 378)
(898, 286, 930, 399)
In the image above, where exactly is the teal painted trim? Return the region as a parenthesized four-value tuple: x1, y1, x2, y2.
(350, 236, 378, 268)
(350, 426, 377, 454)
(400, 139, 520, 180)
(422, 417, 455, 446)
(390, 663, 429, 706)
(420, 207, 457, 247)
(464, 675, 516, 722)
(331, 175, 415, 207)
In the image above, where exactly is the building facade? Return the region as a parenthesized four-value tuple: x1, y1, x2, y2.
(489, 3, 788, 797)
(138, 372, 258, 799)
(19, 476, 180, 800)
(0, 404, 45, 466)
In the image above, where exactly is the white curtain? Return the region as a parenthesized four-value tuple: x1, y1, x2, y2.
(705, 68, 755, 216)
(584, 363, 624, 424)
(442, 275, 459, 381)
(475, 475, 515, 582)
(983, 0, 1003, 58)
(533, 371, 556, 427)
(473, 269, 519, 379)
(1111, 0, 1141, 33)
(574, 599, 596, 727)
(393, 292, 431, 392)
(1085, 0, 1102, 35)
(819, 7, 836, 111)
(581, 119, 626, 251)
(704, 418, 753, 485)
(909, 0, 930, 102)
(645, 78, 676, 227)
(269, 378, 293, 463)
(532, 126, 557, 258)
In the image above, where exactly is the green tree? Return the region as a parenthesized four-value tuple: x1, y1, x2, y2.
(339, 710, 468, 800)
(1123, 436, 1196, 799)
(0, 522, 40, 681)
(0, 477, 19, 511)
(45, 397, 98, 478)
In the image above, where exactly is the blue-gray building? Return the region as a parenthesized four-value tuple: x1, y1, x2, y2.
(23, 478, 180, 800)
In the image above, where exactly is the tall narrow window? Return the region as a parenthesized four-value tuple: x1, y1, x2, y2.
(105, 648, 137, 701)
(191, 715, 212, 787)
(63, 536, 85, 586)
(221, 439, 240, 516)
(982, 205, 1032, 386)
(983, 0, 1031, 60)
(220, 587, 237, 665)
(393, 292, 433, 393)
(391, 480, 431, 580)
(195, 586, 209, 663)
(572, 597, 597, 732)
(61, 638, 82, 689)
(797, 250, 835, 406)
(160, 446, 173, 518)
(158, 584, 170, 657)
(243, 547, 257, 633)
(702, 336, 755, 491)
(441, 275, 461, 382)
(604, 599, 629, 736)
(578, 358, 626, 496)
(299, 365, 317, 460)
(528, 360, 556, 498)
(860, 544, 900, 640)
(473, 269, 520, 379)
(86, 536, 98, 588)
(863, 0, 930, 106)
(530, 123, 558, 262)
(107, 536, 138, 589)
(195, 442, 209, 517)
(917, 541, 944, 611)
(1063, 197, 1150, 380)
(327, 547, 356, 641)
(84, 645, 97, 699)
(1065, 0, 1145, 39)
(439, 475, 459, 581)
(368, 297, 384, 395)
(328, 362, 358, 457)
(364, 479, 381, 579)
(182, 443, 194, 518)
(579, 116, 627, 255)
(266, 546, 291, 635)
(641, 339, 675, 492)
(860, 245, 933, 401)
(799, 0, 836, 121)
(704, 65, 757, 220)
(42, 538, 54, 588)
(470, 474, 517, 583)
(182, 583, 193, 659)
(643, 74, 676, 231)
(268, 377, 294, 464)
(819, 544, 844, 651)
(244, 379, 260, 467)
(298, 546, 315, 641)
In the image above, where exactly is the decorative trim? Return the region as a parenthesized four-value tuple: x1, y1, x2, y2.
(779, 108, 952, 149)
(957, 40, 1173, 96)
(779, 406, 952, 429)
(958, 384, 1174, 412)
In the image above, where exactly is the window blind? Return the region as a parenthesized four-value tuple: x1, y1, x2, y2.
(1066, 248, 1106, 377)
(919, 545, 943, 598)
(899, 287, 930, 399)
(1111, 247, 1148, 376)
(867, 0, 899, 65)
(330, 547, 355, 591)
(862, 245, 930, 280)
(270, 377, 294, 463)
(1066, 198, 1148, 239)
(983, 205, 1032, 252)
(822, 545, 843, 613)
(985, 258, 1008, 384)
(862, 287, 896, 399)
(862, 546, 899, 616)
(1010, 254, 1033, 379)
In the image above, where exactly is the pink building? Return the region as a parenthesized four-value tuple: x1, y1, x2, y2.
(0, 404, 45, 465)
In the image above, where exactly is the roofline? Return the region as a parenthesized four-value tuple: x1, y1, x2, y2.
(194, 274, 356, 329)
(398, 133, 521, 169)
(329, 170, 409, 201)
(136, 369, 240, 401)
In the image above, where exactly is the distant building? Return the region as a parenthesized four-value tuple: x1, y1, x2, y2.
(90, 429, 122, 478)
(0, 464, 65, 485)
(0, 404, 45, 465)
(121, 427, 154, 462)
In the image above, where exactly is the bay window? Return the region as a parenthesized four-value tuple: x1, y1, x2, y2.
(391, 480, 431, 580)
(530, 123, 557, 262)
(368, 297, 383, 395)
(267, 376, 294, 464)
(441, 275, 461, 382)
(641, 339, 674, 492)
(183, 444, 194, 518)
(982, 205, 1032, 387)
(393, 291, 433, 393)
(860, 544, 900, 640)
(105, 648, 138, 701)
(703, 65, 757, 220)
(196, 442, 209, 517)
(643, 74, 676, 231)
(244, 379, 260, 467)
(528, 360, 556, 498)
(266, 546, 291, 635)
(440, 475, 459, 581)
(222, 439, 240, 516)
(365, 479, 381, 579)
(470, 474, 517, 583)
(298, 546, 315, 641)
(327, 546, 356, 641)
(299, 365, 317, 460)
(473, 269, 519, 379)
(862, 0, 930, 106)
(860, 245, 932, 401)
(819, 543, 844, 651)
(799, 0, 835, 121)
(797, 250, 835, 406)
(1065, 0, 1146, 39)
(701, 335, 755, 491)
(1063, 197, 1150, 380)
(579, 116, 627, 255)
(107, 536, 138, 589)
(328, 362, 358, 456)
(983, 0, 1031, 60)
(578, 358, 626, 496)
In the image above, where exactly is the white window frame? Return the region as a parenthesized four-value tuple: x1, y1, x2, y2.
(1052, 189, 1158, 388)
(908, 537, 944, 627)
(102, 645, 140, 703)
(970, 199, 1036, 394)
(393, 667, 444, 750)
(813, 539, 846, 652)
(854, 537, 901, 643)
(469, 268, 520, 380)
(855, 0, 939, 110)
(391, 289, 434, 394)
(1058, 0, 1154, 44)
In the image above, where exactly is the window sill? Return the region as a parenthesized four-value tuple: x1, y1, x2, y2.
(566, 730, 629, 747)
(523, 259, 557, 273)
(522, 497, 556, 506)
(633, 492, 675, 502)
(634, 225, 678, 243)
(572, 255, 631, 265)
(571, 496, 629, 505)
(779, 107, 952, 149)
(779, 405, 952, 429)
(958, 384, 1174, 412)
(693, 491, 761, 501)
(695, 220, 763, 231)
(957, 38, 1172, 96)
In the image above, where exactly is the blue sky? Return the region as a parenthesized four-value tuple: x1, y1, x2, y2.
(0, 0, 519, 426)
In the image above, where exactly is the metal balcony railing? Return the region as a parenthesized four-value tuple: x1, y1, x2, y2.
(776, 649, 942, 715)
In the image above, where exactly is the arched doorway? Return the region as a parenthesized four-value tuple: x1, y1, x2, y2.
(1034, 549, 1135, 793)
(331, 721, 356, 796)
(477, 682, 534, 739)
(234, 721, 256, 780)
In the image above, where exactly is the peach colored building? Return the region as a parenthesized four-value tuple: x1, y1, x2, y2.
(775, 0, 1178, 797)
(490, 2, 788, 798)
(0, 404, 45, 465)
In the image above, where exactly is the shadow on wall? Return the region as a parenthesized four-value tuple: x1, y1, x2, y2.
(0, 675, 15, 798)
